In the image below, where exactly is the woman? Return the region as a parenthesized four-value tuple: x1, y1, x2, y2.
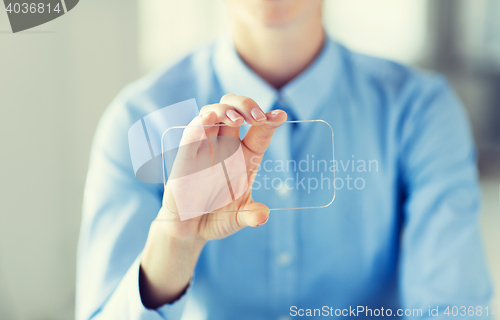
(76, 1, 492, 319)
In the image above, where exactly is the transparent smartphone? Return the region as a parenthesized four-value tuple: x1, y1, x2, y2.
(161, 120, 335, 220)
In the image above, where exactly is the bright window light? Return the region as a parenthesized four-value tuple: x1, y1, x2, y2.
(323, 0, 429, 63)
(139, 0, 428, 72)
(138, 0, 228, 73)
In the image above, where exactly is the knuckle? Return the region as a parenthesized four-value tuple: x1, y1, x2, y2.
(199, 104, 212, 113)
(256, 130, 273, 141)
(219, 103, 232, 111)
(200, 103, 222, 114)
(240, 97, 257, 111)
(220, 94, 234, 102)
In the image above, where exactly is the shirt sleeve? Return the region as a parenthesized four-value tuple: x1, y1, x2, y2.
(75, 91, 193, 320)
(398, 76, 493, 317)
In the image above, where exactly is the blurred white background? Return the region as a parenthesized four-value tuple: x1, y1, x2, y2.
(138, 0, 428, 71)
(0, 0, 499, 319)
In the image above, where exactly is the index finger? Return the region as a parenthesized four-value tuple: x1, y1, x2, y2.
(242, 109, 287, 155)
(220, 94, 268, 126)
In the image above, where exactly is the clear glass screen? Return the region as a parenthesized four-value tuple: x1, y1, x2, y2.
(161, 120, 335, 220)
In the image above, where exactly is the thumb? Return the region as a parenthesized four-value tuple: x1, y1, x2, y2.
(236, 201, 270, 228)
(242, 109, 287, 155)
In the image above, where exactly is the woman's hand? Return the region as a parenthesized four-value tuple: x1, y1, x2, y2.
(160, 94, 287, 240)
(140, 95, 286, 308)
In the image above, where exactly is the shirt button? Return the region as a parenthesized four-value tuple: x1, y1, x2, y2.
(277, 252, 292, 266)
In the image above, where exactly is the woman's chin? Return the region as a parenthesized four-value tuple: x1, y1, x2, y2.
(254, 0, 321, 28)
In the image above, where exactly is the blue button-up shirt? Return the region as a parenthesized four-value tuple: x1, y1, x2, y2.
(76, 36, 492, 320)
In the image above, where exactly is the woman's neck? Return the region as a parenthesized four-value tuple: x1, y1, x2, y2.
(231, 15, 325, 89)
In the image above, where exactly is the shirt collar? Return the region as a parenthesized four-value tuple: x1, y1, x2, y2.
(213, 34, 341, 121)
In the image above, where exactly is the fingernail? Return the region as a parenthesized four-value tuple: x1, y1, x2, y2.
(251, 108, 266, 121)
(270, 109, 285, 116)
(226, 109, 243, 122)
(256, 216, 269, 227)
